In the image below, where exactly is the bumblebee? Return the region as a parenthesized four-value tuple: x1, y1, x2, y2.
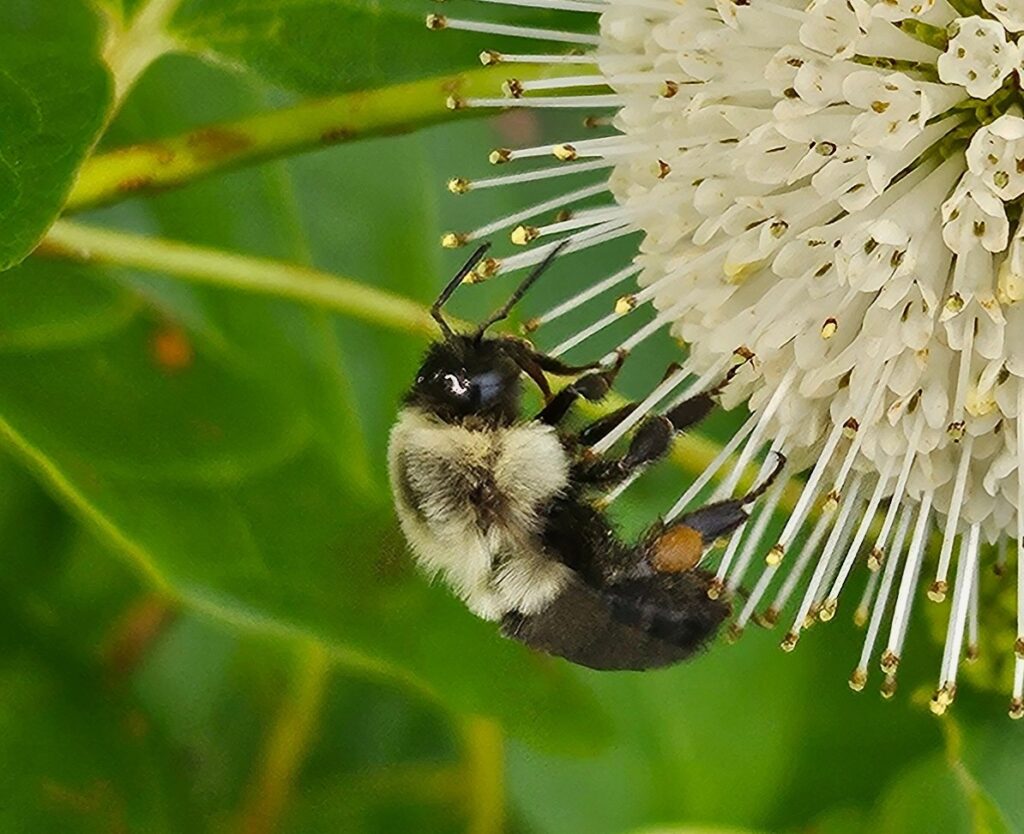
(388, 244, 783, 669)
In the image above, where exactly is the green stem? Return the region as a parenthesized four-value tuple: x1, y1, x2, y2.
(67, 64, 578, 212)
(41, 220, 438, 336)
(236, 641, 330, 834)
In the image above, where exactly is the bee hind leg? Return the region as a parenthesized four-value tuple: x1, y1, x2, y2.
(646, 452, 787, 574)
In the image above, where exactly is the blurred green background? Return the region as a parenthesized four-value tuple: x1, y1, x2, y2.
(3, 1, 1023, 832)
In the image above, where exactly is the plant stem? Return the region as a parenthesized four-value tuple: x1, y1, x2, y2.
(67, 64, 576, 212)
(236, 640, 330, 834)
(41, 220, 438, 336)
(462, 717, 505, 834)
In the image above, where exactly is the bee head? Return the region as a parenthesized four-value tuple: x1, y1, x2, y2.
(407, 334, 522, 425)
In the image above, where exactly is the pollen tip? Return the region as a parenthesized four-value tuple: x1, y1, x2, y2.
(880, 649, 900, 674)
(521, 317, 541, 334)
(489, 148, 513, 165)
(965, 643, 980, 663)
(818, 598, 837, 622)
(765, 543, 785, 566)
(761, 606, 780, 628)
(614, 294, 637, 315)
(440, 231, 468, 248)
(468, 257, 500, 281)
(706, 579, 725, 600)
(821, 317, 838, 339)
(942, 292, 965, 320)
(425, 12, 447, 29)
(553, 143, 578, 161)
(821, 490, 840, 513)
(445, 95, 466, 111)
(927, 580, 948, 603)
(802, 613, 817, 630)
(849, 668, 867, 691)
(867, 547, 885, 572)
(510, 225, 539, 246)
(780, 631, 799, 652)
(842, 417, 859, 439)
(501, 78, 524, 98)
(656, 159, 671, 179)
(479, 49, 501, 65)
(946, 421, 965, 442)
(726, 623, 744, 643)
(447, 177, 471, 195)
(929, 692, 948, 716)
(880, 675, 897, 700)
(853, 606, 869, 628)
(1015, 636, 1024, 659)
(660, 79, 679, 98)
(1010, 698, 1024, 720)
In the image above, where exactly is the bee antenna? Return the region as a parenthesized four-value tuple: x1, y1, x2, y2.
(474, 240, 571, 342)
(431, 242, 492, 339)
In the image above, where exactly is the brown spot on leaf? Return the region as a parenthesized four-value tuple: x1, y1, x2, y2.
(117, 176, 154, 194)
(150, 326, 193, 373)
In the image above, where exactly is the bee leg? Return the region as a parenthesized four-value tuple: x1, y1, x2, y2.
(535, 351, 627, 426)
(578, 403, 638, 445)
(646, 452, 787, 573)
(576, 363, 683, 446)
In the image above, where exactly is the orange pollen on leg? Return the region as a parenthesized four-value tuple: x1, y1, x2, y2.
(650, 525, 704, 573)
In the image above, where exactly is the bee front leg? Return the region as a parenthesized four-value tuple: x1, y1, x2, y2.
(534, 351, 626, 426)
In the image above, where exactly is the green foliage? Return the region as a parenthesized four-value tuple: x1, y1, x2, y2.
(0, 1, 1022, 833)
(168, 0, 591, 94)
(0, 0, 111, 269)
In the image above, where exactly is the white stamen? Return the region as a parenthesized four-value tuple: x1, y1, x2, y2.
(773, 474, 864, 618)
(852, 502, 914, 689)
(435, 17, 601, 45)
(551, 309, 624, 356)
(823, 461, 897, 615)
(457, 181, 609, 245)
(481, 52, 601, 65)
(720, 368, 796, 497)
(457, 159, 614, 192)
(515, 76, 610, 93)
(933, 434, 975, 600)
(739, 510, 831, 629)
(465, 94, 624, 109)
(884, 493, 934, 669)
(475, 0, 606, 12)
(937, 523, 980, 703)
(532, 262, 642, 328)
(664, 413, 759, 520)
(727, 471, 791, 594)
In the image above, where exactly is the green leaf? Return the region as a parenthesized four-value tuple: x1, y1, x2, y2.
(168, 0, 594, 94)
(0, 0, 112, 270)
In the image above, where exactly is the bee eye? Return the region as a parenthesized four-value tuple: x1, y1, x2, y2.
(440, 372, 470, 397)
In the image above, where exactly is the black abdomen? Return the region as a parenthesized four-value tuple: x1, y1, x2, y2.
(502, 571, 730, 671)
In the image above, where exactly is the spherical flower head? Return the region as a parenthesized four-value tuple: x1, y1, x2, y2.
(430, 0, 1024, 716)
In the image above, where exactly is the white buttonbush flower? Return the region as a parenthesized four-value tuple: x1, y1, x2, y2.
(428, 0, 1024, 716)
